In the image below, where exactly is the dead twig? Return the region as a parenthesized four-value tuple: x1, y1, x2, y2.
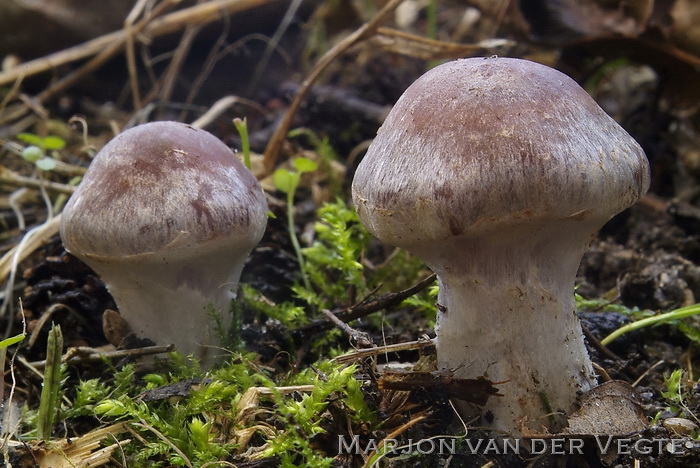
(124, 0, 153, 111)
(25, 344, 175, 370)
(333, 336, 435, 365)
(180, 11, 231, 121)
(190, 95, 268, 129)
(362, 414, 429, 468)
(581, 323, 622, 362)
(0, 168, 77, 195)
(292, 273, 436, 340)
(246, 0, 303, 95)
(262, 0, 407, 175)
(154, 22, 203, 112)
(0, 0, 176, 125)
(321, 308, 374, 349)
(279, 81, 391, 125)
(631, 359, 665, 387)
(370, 27, 514, 60)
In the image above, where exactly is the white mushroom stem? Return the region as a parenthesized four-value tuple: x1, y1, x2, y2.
(415, 220, 598, 434)
(83, 235, 250, 360)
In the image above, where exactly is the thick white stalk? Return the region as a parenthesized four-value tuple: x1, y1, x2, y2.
(421, 224, 598, 434)
(83, 238, 249, 362)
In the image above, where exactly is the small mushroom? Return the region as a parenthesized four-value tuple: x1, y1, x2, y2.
(352, 57, 650, 434)
(60, 121, 267, 362)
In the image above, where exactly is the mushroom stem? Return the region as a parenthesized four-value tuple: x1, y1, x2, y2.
(85, 237, 248, 361)
(419, 221, 598, 434)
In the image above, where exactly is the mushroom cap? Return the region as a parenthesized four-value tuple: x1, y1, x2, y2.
(60, 121, 267, 263)
(352, 57, 650, 248)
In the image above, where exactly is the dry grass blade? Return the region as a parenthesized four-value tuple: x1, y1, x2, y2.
(4, 0, 182, 127)
(371, 27, 515, 60)
(0, 215, 62, 321)
(0, 168, 76, 195)
(124, 0, 163, 111)
(190, 95, 268, 129)
(33, 423, 130, 468)
(362, 413, 429, 468)
(131, 421, 193, 468)
(154, 22, 203, 107)
(233, 385, 315, 455)
(247, 0, 304, 94)
(125, 0, 150, 110)
(236, 385, 316, 420)
(0, 217, 61, 270)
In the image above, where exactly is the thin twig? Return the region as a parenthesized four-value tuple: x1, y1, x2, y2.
(26, 344, 175, 370)
(0, 0, 275, 126)
(371, 27, 514, 60)
(246, 0, 303, 95)
(0, 2, 165, 125)
(190, 96, 268, 129)
(180, 11, 232, 121)
(155, 22, 202, 111)
(262, 0, 407, 175)
(363, 414, 429, 468)
(124, 0, 152, 110)
(333, 336, 435, 365)
(581, 323, 622, 362)
(292, 273, 436, 340)
(0, 72, 23, 116)
(0, 168, 76, 194)
(631, 359, 665, 387)
(321, 308, 374, 349)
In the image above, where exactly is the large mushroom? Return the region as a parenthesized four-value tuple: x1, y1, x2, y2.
(352, 57, 650, 434)
(60, 121, 267, 362)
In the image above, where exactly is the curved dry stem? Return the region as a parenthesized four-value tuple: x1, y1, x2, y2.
(261, 0, 407, 175)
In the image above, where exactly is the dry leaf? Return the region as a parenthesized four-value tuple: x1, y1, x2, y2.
(564, 380, 648, 436)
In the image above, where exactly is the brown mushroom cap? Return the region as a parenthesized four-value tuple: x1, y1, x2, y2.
(61, 121, 267, 261)
(352, 57, 650, 249)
